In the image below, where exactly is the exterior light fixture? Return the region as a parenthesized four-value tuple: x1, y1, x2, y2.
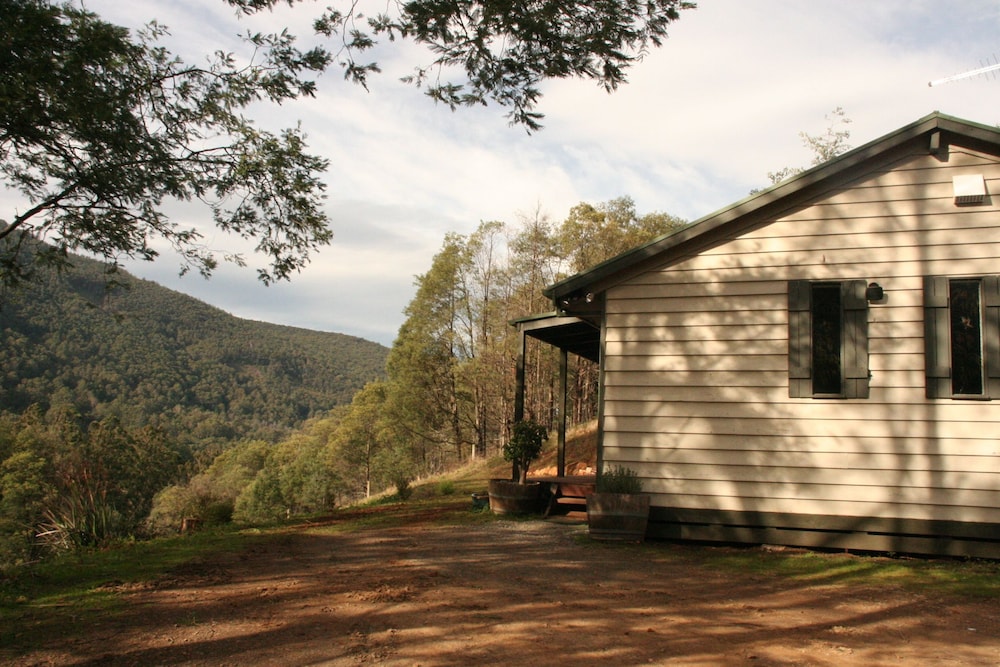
(866, 282, 884, 303)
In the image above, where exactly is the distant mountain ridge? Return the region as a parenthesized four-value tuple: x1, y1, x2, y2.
(0, 254, 388, 447)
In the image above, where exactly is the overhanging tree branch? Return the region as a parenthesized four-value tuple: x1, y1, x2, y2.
(1, 0, 331, 289)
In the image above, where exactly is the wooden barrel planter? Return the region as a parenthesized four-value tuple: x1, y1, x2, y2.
(488, 479, 544, 515)
(586, 492, 651, 542)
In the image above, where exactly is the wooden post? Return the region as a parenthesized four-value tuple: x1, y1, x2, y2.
(558, 347, 568, 477)
(514, 326, 526, 423)
(512, 325, 527, 482)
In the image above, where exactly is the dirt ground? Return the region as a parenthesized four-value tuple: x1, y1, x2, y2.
(6, 503, 1000, 667)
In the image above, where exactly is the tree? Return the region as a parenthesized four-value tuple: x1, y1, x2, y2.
(757, 107, 853, 190)
(330, 381, 391, 498)
(230, 0, 696, 130)
(39, 415, 178, 548)
(3, 1, 695, 288)
(557, 196, 687, 274)
(146, 438, 272, 533)
(1, 0, 331, 289)
(384, 235, 470, 464)
(0, 449, 54, 561)
(456, 221, 510, 459)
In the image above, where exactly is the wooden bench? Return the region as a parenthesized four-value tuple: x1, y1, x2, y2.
(531, 475, 596, 518)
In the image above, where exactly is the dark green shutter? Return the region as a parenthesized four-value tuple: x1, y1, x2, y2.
(984, 275, 1000, 398)
(788, 280, 811, 398)
(842, 280, 870, 398)
(924, 276, 951, 399)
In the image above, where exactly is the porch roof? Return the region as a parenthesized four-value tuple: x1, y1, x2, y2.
(512, 312, 601, 362)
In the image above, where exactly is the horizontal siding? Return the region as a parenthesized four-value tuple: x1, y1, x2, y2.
(603, 415, 1000, 440)
(613, 258, 1000, 293)
(603, 397, 1000, 424)
(640, 493, 1000, 525)
(601, 431, 1000, 458)
(604, 384, 943, 404)
(617, 242, 1000, 277)
(600, 145, 1000, 534)
(603, 447, 1000, 473)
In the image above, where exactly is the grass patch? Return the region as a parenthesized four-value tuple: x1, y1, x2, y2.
(322, 489, 498, 534)
(2, 528, 255, 604)
(0, 526, 272, 650)
(679, 544, 1000, 598)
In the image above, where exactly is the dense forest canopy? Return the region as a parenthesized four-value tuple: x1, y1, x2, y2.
(0, 246, 387, 563)
(0, 248, 388, 446)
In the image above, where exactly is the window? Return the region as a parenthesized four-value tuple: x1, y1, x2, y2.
(788, 280, 869, 398)
(923, 276, 1000, 399)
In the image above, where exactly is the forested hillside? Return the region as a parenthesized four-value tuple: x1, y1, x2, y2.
(0, 252, 388, 446)
(0, 197, 684, 566)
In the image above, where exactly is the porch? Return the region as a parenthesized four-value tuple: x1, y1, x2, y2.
(512, 312, 601, 479)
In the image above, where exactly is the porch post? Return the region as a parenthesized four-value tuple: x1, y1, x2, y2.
(512, 325, 527, 482)
(514, 325, 526, 423)
(558, 347, 568, 477)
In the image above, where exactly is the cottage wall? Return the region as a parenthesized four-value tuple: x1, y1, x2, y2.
(600, 144, 1000, 556)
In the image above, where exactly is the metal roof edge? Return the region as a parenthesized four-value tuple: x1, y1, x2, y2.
(509, 311, 562, 326)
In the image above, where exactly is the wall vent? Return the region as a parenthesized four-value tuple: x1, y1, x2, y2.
(953, 174, 986, 205)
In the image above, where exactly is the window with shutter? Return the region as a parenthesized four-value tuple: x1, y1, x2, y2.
(924, 275, 1000, 399)
(787, 279, 869, 399)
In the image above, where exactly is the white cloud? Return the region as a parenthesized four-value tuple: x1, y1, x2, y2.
(13, 0, 1000, 345)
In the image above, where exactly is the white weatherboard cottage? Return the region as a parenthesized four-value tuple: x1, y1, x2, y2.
(519, 112, 1000, 558)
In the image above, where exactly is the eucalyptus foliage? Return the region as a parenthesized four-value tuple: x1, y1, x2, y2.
(230, 0, 696, 130)
(1, 0, 331, 288)
(1, 0, 694, 287)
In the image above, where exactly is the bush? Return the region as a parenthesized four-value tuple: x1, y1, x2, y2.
(504, 420, 547, 484)
(203, 500, 234, 525)
(234, 468, 286, 523)
(436, 480, 456, 496)
(146, 485, 197, 535)
(394, 478, 413, 501)
(597, 465, 644, 494)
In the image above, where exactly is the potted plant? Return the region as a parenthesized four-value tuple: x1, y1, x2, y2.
(488, 419, 548, 515)
(587, 465, 651, 542)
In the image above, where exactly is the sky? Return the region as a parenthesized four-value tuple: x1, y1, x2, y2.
(12, 1, 1000, 346)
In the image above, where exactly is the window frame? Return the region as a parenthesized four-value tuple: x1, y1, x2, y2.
(788, 279, 869, 399)
(923, 275, 1000, 399)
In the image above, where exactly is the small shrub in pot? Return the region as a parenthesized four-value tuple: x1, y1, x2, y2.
(597, 465, 643, 494)
(503, 419, 547, 484)
(588, 465, 650, 542)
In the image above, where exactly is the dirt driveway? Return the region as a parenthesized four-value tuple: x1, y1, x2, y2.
(7, 503, 1000, 666)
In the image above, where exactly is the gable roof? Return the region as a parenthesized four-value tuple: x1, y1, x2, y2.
(544, 112, 1000, 308)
